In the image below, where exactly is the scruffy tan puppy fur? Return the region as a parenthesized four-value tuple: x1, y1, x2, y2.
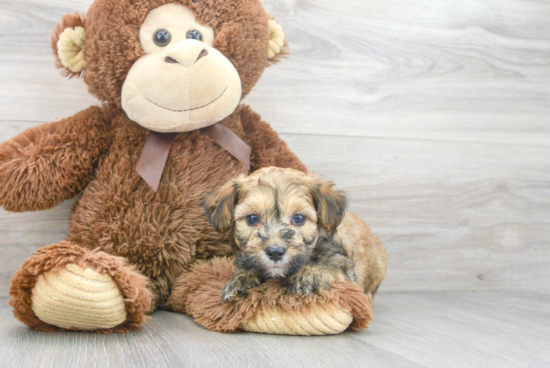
(204, 167, 386, 303)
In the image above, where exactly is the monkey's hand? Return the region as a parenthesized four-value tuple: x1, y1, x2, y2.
(0, 106, 110, 212)
(221, 269, 262, 303)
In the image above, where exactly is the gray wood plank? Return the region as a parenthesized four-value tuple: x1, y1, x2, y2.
(0, 201, 73, 296)
(358, 292, 550, 368)
(0, 292, 548, 368)
(254, 0, 550, 145)
(285, 134, 550, 294)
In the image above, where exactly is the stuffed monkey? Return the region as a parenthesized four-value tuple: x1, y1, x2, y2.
(1, 0, 386, 334)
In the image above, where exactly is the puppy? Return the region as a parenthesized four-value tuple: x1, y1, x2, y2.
(203, 167, 359, 303)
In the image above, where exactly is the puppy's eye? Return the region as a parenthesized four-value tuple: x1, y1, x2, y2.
(246, 214, 260, 226)
(154, 29, 171, 47)
(292, 214, 306, 226)
(187, 29, 202, 41)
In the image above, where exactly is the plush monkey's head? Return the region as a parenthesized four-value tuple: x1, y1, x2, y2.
(52, 0, 287, 133)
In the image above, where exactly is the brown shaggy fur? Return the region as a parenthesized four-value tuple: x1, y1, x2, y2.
(166, 257, 372, 333)
(8, 242, 152, 333)
(0, 106, 111, 212)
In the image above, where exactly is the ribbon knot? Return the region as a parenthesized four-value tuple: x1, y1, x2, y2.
(136, 123, 251, 192)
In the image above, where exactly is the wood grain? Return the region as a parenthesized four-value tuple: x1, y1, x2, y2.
(0, 0, 549, 299)
(1, 293, 548, 367)
(256, 0, 550, 146)
(285, 134, 550, 294)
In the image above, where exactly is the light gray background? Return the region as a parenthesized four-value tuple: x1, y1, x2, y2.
(0, 0, 548, 367)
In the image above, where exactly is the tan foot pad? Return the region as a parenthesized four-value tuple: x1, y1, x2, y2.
(239, 303, 353, 336)
(31, 264, 127, 330)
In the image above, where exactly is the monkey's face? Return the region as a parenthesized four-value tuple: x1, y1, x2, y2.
(204, 167, 348, 280)
(52, 0, 288, 131)
(121, 4, 242, 133)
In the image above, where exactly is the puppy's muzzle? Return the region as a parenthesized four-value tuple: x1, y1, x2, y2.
(265, 246, 286, 262)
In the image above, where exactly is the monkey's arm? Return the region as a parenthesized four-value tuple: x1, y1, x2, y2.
(239, 105, 307, 173)
(0, 106, 111, 212)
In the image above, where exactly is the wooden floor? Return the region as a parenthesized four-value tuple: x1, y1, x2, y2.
(1, 292, 549, 368)
(0, 0, 549, 366)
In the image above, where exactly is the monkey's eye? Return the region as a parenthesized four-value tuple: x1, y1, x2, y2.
(187, 29, 202, 41)
(292, 214, 306, 226)
(246, 214, 260, 226)
(153, 29, 171, 47)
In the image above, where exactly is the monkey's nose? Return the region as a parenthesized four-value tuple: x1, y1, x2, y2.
(195, 49, 208, 62)
(265, 246, 286, 262)
(164, 49, 208, 66)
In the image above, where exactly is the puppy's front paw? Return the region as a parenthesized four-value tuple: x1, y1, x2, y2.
(283, 267, 334, 296)
(221, 271, 262, 303)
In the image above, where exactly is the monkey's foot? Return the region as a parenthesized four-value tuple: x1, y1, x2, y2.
(9, 242, 152, 333)
(31, 264, 126, 330)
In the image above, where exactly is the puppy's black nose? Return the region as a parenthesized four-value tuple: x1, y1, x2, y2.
(265, 246, 286, 262)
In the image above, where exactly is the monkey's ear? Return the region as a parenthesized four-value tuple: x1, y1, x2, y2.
(51, 13, 87, 78)
(308, 173, 348, 234)
(267, 19, 289, 65)
(203, 181, 239, 233)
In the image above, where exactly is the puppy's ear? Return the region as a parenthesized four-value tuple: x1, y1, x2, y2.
(203, 180, 239, 233)
(308, 173, 348, 233)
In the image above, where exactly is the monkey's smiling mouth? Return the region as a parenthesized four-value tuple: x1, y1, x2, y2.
(145, 86, 228, 112)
